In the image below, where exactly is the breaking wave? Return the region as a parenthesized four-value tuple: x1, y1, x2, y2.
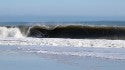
(0, 27, 23, 38)
(1, 24, 125, 60)
(0, 24, 125, 39)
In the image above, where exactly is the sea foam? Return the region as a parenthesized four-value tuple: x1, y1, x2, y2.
(0, 27, 24, 38)
(0, 37, 125, 48)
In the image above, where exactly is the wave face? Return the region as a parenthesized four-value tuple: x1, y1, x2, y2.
(1, 25, 125, 40)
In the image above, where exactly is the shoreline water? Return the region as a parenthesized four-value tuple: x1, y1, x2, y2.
(0, 49, 125, 70)
(1, 44, 125, 60)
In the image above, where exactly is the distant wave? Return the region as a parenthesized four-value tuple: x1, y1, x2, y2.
(0, 24, 125, 40)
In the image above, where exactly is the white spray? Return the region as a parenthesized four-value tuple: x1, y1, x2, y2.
(0, 27, 24, 38)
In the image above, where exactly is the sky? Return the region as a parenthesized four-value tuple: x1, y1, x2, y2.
(0, 0, 125, 19)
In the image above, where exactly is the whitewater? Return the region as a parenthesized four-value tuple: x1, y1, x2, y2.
(0, 37, 125, 48)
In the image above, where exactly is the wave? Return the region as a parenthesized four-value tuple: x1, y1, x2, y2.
(0, 24, 125, 40)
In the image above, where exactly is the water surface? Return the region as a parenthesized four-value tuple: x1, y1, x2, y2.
(0, 45, 125, 70)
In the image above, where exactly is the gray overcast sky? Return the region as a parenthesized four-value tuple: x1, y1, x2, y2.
(0, 0, 125, 17)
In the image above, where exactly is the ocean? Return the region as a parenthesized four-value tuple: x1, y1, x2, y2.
(0, 17, 125, 70)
